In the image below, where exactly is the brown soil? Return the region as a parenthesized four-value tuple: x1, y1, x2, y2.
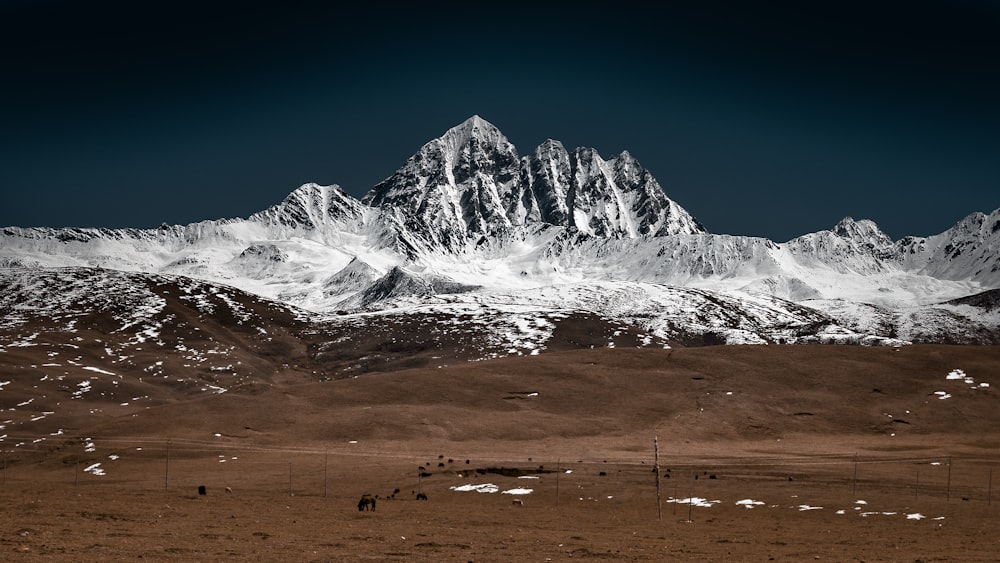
(3, 345, 1000, 561)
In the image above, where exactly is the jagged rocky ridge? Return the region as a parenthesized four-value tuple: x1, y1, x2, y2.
(364, 116, 705, 252)
(2, 116, 999, 345)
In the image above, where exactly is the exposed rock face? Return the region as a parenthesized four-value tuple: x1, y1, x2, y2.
(363, 116, 705, 251)
(519, 141, 705, 238)
(364, 116, 524, 251)
(251, 183, 365, 230)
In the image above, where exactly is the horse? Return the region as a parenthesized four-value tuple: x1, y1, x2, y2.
(357, 493, 376, 512)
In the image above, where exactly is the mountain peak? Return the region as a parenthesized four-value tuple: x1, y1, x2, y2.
(250, 183, 364, 231)
(832, 216, 857, 234)
(537, 138, 565, 151)
(440, 115, 506, 148)
(363, 117, 707, 245)
(833, 217, 892, 245)
(362, 116, 523, 250)
(465, 114, 491, 128)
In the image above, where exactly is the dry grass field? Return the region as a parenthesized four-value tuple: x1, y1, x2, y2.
(3, 345, 1000, 561)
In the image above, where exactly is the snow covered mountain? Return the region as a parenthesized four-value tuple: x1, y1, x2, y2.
(2, 116, 999, 346)
(363, 116, 705, 252)
(897, 210, 1000, 284)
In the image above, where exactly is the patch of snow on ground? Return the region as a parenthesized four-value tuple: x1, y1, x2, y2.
(215, 291, 254, 323)
(72, 380, 93, 399)
(502, 488, 533, 495)
(946, 368, 989, 390)
(450, 483, 499, 493)
(668, 497, 720, 508)
(83, 463, 105, 476)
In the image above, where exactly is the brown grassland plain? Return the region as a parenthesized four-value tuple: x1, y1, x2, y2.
(2, 345, 1000, 561)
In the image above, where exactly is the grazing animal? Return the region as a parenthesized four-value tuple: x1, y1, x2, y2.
(357, 494, 376, 512)
(512, 499, 524, 506)
(416, 492, 428, 501)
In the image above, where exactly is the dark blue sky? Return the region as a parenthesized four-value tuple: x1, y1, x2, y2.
(2, 1, 997, 241)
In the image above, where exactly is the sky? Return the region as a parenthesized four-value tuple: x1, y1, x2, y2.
(2, 1, 998, 241)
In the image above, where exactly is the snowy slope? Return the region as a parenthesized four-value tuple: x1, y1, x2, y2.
(896, 209, 1000, 284)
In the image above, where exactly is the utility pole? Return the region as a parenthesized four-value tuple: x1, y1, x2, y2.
(164, 440, 170, 492)
(988, 467, 993, 506)
(654, 436, 662, 521)
(947, 456, 953, 501)
(852, 453, 858, 496)
(687, 472, 694, 523)
(555, 458, 560, 509)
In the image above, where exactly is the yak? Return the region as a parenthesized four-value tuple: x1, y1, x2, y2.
(357, 493, 376, 512)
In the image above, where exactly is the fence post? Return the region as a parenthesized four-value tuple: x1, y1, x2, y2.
(673, 480, 678, 515)
(687, 472, 694, 522)
(654, 436, 662, 521)
(555, 458, 560, 509)
(947, 456, 952, 501)
(852, 454, 858, 496)
(164, 440, 170, 492)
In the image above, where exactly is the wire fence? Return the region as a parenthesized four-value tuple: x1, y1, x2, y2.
(2, 435, 996, 511)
